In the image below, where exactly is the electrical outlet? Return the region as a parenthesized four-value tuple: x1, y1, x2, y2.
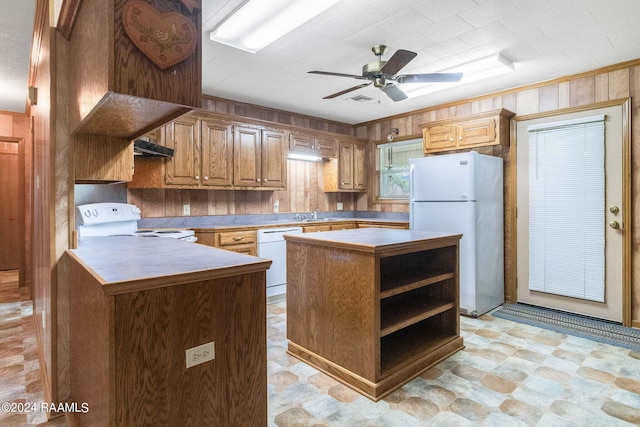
(183, 204, 190, 216)
(337, 202, 343, 211)
(274, 200, 279, 213)
(186, 342, 215, 368)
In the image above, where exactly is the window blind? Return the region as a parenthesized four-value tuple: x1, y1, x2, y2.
(527, 115, 605, 302)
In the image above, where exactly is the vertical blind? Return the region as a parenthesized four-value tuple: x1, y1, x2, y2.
(527, 115, 605, 302)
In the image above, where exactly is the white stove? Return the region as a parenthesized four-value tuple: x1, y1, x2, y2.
(76, 203, 197, 242)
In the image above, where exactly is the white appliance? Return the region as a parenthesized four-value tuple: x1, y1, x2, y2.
(76, 202, 197, 242)
(409, 151, 503, 316)
(257, 227, 303, 301)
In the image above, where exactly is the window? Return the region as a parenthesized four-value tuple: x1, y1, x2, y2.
(376, 138, 423, 200)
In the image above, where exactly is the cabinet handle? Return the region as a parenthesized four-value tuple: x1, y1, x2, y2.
(195, 175, 199, 180)
(204, 176, 209, 180)
(232, 236, 244, 241)
(256, 178, 261, 182)
(264, 178, 268, 182)
(459, 136, 463, 140)
(449, 138, 454, 142)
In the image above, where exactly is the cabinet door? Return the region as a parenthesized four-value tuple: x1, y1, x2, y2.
(353, 142, 367, 190)
(423, 125, 457, 153)
(233, 126, 262, 187)
(289, 132, 315, 154)
(261, 130, 286, 188)
(315, 136, 337, 158)
(338, 142, 354, 190)
(165, 116, 201, 185)
(201, 120, 233, 187)
(457, 118, 496, 147)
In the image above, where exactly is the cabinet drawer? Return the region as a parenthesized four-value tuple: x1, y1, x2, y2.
(216, 230, 256, 246)
(330, 223, 356, 231)
(303, 225, 331, 233)
(221, 243, 257, 256)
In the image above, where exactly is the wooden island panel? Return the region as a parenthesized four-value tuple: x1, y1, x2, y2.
(65, 237, 270, 426)
(285, 228, 463, 400)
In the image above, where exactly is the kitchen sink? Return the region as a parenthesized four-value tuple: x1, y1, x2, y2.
(299, 218, 340, 222)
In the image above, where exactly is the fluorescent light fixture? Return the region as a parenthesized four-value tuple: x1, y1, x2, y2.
(403, 53, 515, 99)
(287, 153, 323, 162)
(210, 0, 341, 53)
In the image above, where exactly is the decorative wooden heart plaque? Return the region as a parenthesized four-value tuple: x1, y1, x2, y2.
(122, 1, 197, 70)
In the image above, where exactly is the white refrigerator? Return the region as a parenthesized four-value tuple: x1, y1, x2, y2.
(409, 151, 504, 316)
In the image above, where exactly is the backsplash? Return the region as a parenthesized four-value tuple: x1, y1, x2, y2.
(128, 160, 360, 217)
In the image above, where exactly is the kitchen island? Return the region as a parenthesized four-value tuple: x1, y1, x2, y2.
(63, 236, 271, 426)
(285, 228, 464, 400)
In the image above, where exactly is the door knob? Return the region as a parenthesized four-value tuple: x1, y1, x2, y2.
(609, 205, 619, 214)
(609, 221, 620, 229)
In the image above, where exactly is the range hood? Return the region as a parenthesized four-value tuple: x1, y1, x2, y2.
(133, 139, 174, 158)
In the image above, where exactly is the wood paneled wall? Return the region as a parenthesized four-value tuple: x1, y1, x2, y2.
(129, 160, 355, 217)
(355, 59, 640, 326)
(202, 95, 354, 136)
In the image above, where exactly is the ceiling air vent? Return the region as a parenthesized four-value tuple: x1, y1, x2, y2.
(349, 95, 374, 102)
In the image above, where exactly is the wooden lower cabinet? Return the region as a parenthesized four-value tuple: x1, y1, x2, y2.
(285, 228, 463, 400)
(194, 228, 257, 256)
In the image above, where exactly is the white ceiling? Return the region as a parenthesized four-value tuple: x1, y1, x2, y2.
(202, 0, 640, 124)
(2, 0, 638, 122)
(0, 0, 36, 113)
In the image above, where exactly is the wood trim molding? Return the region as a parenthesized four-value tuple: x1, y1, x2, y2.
(355, 58, 640, 128)
(28, 0, 49, 87)
(57, 0, 83, 40)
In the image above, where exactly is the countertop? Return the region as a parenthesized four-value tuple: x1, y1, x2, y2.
(284, 228, 461, 253)
(67, 236, 272, 295)
(190, 218, 409, 231)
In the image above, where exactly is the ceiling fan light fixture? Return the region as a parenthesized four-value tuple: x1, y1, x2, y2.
(403, 53, 515, 99)
(210, 0, 341, 53)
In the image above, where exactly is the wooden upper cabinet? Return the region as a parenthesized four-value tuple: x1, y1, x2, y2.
(164, 116, 201, 186)
(289, 132, 337, 158)
(353, 142, 367, 191)
(422, 109, 514, 154)
(233, 126, 286, 189)
(201, 119, 233, 187)
(74, 135, 134, 183)
(261, 130, 287, 188)
(233, 126, 262, 187)
(323, 139, 368, 192)
(67, 0, 202, 138)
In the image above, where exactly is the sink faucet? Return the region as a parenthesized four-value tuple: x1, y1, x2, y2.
(311, 210, 318, 220)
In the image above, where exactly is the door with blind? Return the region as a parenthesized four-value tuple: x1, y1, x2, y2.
(516, 105, 626, 322)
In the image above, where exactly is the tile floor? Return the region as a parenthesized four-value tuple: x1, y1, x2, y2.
(1, 269, 639, 426)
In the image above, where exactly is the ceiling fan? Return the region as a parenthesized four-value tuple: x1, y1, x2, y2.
(308, 45, 463, 102)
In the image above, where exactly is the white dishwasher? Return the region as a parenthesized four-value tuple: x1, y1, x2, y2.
(257, 226, 303, 302)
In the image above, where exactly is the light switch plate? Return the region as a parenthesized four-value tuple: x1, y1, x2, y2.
(337, 202, 343, 211)
(183, 204, 190, 216)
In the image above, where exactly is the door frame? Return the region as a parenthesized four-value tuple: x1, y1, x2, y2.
(0, 136, 26, 285)
(511, 98, 631, 326)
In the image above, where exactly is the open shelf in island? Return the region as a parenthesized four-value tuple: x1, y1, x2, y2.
(284, 228, 464, 401)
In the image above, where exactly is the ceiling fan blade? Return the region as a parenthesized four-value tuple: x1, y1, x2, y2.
(323, 82, 372, 99)
(308, 70, 368, 80)
(381, 84, 407, 102)
(396, 72, 463, 84)
(380, 49, 417, 76)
